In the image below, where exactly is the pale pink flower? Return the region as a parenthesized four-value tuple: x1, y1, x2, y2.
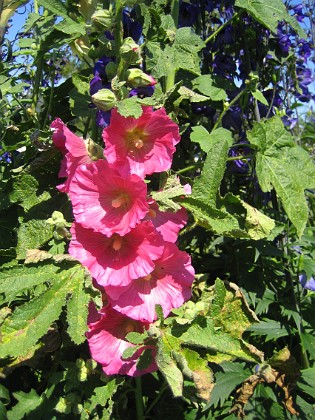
(102, 107, 180, 178)
(145, 198, 188, 243)
(69, 221, 164, 287)
(69, 160, 148, 236)
(106, 242, 195, 322)
(51, 118, 93, 193)
(87, 305, 157, 376)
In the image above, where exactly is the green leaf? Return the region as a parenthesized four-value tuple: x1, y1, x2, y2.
(190, 126, 212, 152)
(192, 75, 227, 101)
(121, 346, 139, 360)
(0, 265, 85, 358)
(235, 0, 306, 38)
(247, 320, 295, 341)
(0, 384, 10, 405)
(191, 128, 233, 204)
(252, 90, 268, 106)
(297, 367, 315, 396)
(248, 117, 315, 236)
(66, 271, 90, 345)
(16, 219, 54, 259)
(136, 348, 154, 370)
(89, 379, 123, 414)
(125, 331, 146, 345)
(69, 73, 94, 118)
(205, 362, 251, 408)
(0, 263, 61, 301)
(7, 389, 43, 420)
(156, 334, 184, 397)
(9, 174, 51, 211)
(37, 0, 85, 35)
(117, 97, 143, 118)
(178, 86, 210, 103)
(151, 175, 190, 212)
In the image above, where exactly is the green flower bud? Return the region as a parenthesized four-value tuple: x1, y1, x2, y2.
(91, 9, 114, 32)
(105, 61, 117, 79)
(125, 68, 156, 88)
(87, 138, 104, 161)
(91, 89, 117, 111)
(120, 37, 142, 65)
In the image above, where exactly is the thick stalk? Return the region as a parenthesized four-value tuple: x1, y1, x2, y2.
(135, 377, 144, 420)
(213, 88, 247, 130)
(114, 0, 124, 79)
(204, 12, 241, 45)
(164, 0, 179, 91)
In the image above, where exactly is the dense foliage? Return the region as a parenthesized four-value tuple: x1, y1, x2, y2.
(0, 0, 315, 418)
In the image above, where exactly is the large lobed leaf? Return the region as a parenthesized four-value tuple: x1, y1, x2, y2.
(0, 264, 90, 358)
(247, 116, 315, 236)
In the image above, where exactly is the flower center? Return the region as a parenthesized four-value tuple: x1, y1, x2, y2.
(111, 234, 124, 251)
(123, 320, 137, 335)
(148, 208, 156, 218)
(142, 274, 152, 281)
(111, 192, 130, 209)
(126, 127, 147, 150)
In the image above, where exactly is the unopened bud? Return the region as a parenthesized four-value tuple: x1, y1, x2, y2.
(105, 61, 117, 79)
(87, 138, 104, 161)
(120, 37, 142, 65)
(91, 89, 117, 111)
(91, 9, 114, 32)
(125, 68, 156, 88)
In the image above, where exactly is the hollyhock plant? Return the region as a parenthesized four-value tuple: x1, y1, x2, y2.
(69, 160, 148, 236)
(102, 107, 180, 178)
(51, 118, 95, 193)
(69, 221, 164, 287)
(106, 242, 195, 323)
(87, 304, 157, 376)
(145, 198, 188, 243)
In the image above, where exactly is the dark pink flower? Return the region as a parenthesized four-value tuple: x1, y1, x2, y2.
(106, 242, 195, 322)
(145, 198, 188, 243)
(69, 160, 148, 236)
(87, 305, 157, 376)
(102, 107, 180, 178)
(51, 118, 93, 193)
(69, 221, 164, 287)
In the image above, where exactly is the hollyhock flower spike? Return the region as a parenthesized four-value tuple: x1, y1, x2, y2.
(69, 220, 164, 287)
(51, 118, 95, 193)
(145, 198, 188, 243)
(102, 106, 180, 178)
(69, 160, 149, 236)
(87, 304, 157, 376)
(106, 242, 195, 323)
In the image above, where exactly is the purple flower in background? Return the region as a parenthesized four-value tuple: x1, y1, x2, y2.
(299, 273, 315, 291)
(123, 9, 142, 42)
(0, 151, 12, 163)
(96, 110, 111, 128)
(129, 85, 155, 98)
(291, 4, 305, 22)
(297, 39, 312, 62)
(93, 56, 114, 78)
(179, 0, 199, 27)
(229, 141, 251, 174)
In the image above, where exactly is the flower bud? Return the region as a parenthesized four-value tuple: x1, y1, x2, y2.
(87, 138, 104, 161)
(105, 61, 117, 79)
(125, 68, 157, 88)
(91, 9, 114, 32)
(91, 88, 117, 111)
(120, 37, 142, 65)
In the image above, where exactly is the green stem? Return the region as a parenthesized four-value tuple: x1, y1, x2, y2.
(213, 88, 247, 130)
(226, 155, 253, 162)
(204, 12, 240, 45)
(42, 76, 55, 129)
(164, 0, 179, 91)
(135, 377, 144, 420)
(34, 0, 39, 14)
(176, 164, 196, 174)
(145, 382, 168, 416)
(32, 56, 43, 116)
(114, 0, 124, 79)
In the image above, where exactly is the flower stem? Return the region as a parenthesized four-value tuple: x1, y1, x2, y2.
(135, 377, 144, 420)
(204, 12, 240, 45)
(114, 0, 124, 79)
(145, 382, 168, 416)
(165, 0, 179, 92)
(213, 88, 247, 131)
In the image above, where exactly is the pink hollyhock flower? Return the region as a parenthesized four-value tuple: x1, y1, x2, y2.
(145, 198, 188, 243)
(102, 107, 180, 178)
(106, 242, 195, 322)
(87, 305, 157, 376)
(69, 160, 148, 236)
(69, 221, 164, 287)
(51, 118, 94, 193)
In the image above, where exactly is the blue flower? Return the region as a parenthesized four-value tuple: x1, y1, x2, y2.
(299, 273, 315, 291)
